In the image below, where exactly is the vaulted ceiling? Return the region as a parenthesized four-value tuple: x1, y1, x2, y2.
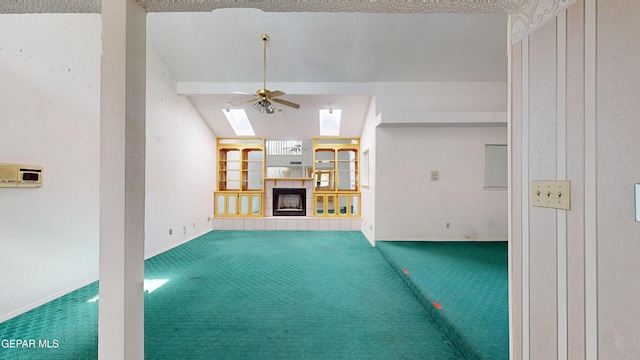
(3, 0, 517, 139)
(149, 10, 508, 138)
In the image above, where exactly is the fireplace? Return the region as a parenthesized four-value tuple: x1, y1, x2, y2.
(272, 188, 306, 216)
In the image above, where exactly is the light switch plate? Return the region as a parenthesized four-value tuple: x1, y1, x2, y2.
(532, 180, 571, 210)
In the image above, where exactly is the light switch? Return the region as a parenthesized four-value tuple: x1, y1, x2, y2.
(532, 180, 571, 210)
(430, 171, 439, 181)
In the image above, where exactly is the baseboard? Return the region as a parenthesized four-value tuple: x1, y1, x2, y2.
(376, 237, 507, 242)
(0, 275, 98, 324)
(1, 229, 216, 324)
(145, 229, 213, 260)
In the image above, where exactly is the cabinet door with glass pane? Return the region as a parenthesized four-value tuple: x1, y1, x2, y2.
(312, 138, 361, 218)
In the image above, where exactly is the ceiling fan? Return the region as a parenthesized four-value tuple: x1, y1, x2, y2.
(234, 34, 300, 114)
(283, 143, 309, 153)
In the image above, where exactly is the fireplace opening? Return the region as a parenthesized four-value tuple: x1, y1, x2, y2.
(273, 188, 306, 216)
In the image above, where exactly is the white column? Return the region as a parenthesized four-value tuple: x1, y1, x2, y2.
(556, 10, 568, 360)
(506, 15, 514, 360)
(99, 0, 146, 359)
(520, 36, 530, 360)
(584, 0, 598, 358)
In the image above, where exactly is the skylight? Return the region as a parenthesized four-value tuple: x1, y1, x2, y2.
(222, 109, 255, 136)
(319, 109, 341, 136)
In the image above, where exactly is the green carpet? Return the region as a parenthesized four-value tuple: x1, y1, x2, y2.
(0, 282, 98, 359)
(1, 231, 464, 359)
(376, 241, 509, 360)
(144, 231, 463, 359)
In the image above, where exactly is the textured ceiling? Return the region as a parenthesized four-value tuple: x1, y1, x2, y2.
(0, 0, 99, 13)
(1, 0, 523, 14)
(138, 0, 523, 13)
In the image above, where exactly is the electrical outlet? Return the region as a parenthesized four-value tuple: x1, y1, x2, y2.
(532, 180, 571, 210)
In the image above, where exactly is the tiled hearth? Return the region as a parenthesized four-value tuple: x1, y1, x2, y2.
(211, 217, 362, 231)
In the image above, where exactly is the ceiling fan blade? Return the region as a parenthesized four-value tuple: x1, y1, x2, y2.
(272, 97, 300, 109)
(231, 96, 258, 107)
(269, 90, 285, 98)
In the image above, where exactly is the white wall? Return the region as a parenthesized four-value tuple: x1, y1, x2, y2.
(0, 14, 102, 322)
(375, 125, 508, 241)
(144, 47, 216, 258)
(366, 81, 508, 243)
(0, 14, 218, 322)
(596, 2, 640, 358)
(375, 82, 507, 115)
(359, 97, 377, 245)
(510, 1, 640, 358)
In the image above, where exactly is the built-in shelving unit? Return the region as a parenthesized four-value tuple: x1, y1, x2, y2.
(213, 137, 361, 220)
(214, 138, 264, 217)
(312, 138, 360, 218)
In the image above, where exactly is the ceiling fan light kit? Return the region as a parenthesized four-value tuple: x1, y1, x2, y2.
(254, 99, 276, 114)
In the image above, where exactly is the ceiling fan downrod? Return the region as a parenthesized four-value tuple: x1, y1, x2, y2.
(261, 33, 269, 92)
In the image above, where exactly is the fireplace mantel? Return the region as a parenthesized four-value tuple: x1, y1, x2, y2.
(264, 177, 311, 187)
